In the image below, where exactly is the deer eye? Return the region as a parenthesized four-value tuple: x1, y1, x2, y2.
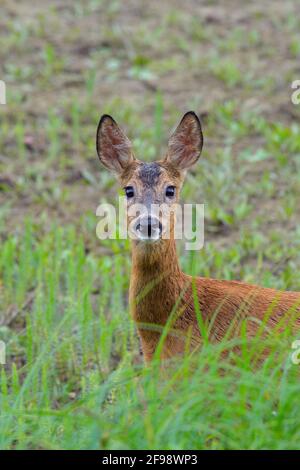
(166, 186, 175, 198)
(125, 186, 134, 198)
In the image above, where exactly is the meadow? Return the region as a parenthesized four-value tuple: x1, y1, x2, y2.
(0, 0, 300, 449)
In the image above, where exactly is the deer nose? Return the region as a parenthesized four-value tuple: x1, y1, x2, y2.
(135, 216, 162, 240)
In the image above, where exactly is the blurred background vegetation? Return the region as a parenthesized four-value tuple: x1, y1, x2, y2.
(0, 0, 300, 450)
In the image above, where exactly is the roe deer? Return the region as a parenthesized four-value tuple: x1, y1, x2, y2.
(96, 112, 300, 363)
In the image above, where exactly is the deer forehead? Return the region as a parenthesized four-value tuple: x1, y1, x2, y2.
(138, 163, 162, 187)
(121, 162, 182, 190)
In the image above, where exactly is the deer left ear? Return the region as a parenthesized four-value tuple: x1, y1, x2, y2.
(165, 111, 203, 170)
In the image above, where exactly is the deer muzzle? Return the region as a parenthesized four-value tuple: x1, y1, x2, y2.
(134, 215, 162, 241)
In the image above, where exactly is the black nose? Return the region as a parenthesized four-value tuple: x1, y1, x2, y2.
(147, 216, 153, 237)
(135, 216, 162, 239)
(146, 217, 162, 237)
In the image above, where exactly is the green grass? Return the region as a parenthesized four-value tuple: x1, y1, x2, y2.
(1, 0, 300, 451)
(0, 221, 300, 450)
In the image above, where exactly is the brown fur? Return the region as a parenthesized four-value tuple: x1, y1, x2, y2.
(129, 235, 300, 362)
(96, 112, 300, 363)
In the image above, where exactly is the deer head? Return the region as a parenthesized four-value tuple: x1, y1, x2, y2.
(96, 112, 203, 247)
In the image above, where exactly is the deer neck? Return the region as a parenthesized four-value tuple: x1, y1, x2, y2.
(130, 237, 184, 323)
(132, 237, 181, 278)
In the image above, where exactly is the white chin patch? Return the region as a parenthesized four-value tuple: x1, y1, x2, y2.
(136, 228, 161, 242)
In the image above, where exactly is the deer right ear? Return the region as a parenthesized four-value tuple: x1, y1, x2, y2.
(96, 115, 135, 175)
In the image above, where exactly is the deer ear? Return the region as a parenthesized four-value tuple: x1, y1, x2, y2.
(165, 111, 203, 170)
(96, 115, 135, 175)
